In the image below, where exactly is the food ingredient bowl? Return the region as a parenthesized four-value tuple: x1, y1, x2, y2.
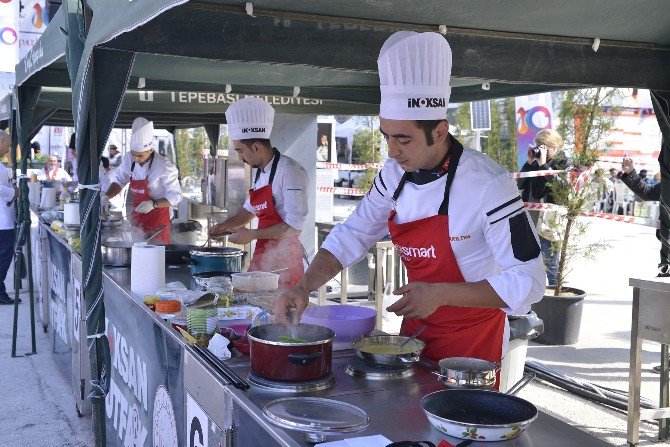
(231, 271, 280, 291)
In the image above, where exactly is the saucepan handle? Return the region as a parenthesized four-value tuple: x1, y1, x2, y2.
(287, 352, 322, 366)
(183, 256, 196, 265)
(397, 352, 420, 363)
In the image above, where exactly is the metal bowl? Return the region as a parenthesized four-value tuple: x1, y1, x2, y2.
(433, 357, 499, 389)
(352, 335, 425, 366)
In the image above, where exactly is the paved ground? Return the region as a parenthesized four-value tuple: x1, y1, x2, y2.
(0, 270, 95, 446)
(1, 203, 669, 446)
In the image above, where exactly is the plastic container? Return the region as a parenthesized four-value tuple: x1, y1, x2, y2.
(301, 305, 376, 347)
(231, 272, 279, 291)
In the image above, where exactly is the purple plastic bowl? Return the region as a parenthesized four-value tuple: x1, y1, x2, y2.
(301, 305, 377, 343)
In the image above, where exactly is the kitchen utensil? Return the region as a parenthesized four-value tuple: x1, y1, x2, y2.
(353, 335, 425, 367)
(247, 323, 335, 382)
(145, 225, 167, 243)
(231, 271, 279, 291)
(421, 373, 537, 443)
(188, 247, 244, 275)
(301, 305, 376, 347)
(262, 397, 370, 443)
(397, 324, 427, 352)
(432, 357, 499, 389)
(180, 327, 249, 391)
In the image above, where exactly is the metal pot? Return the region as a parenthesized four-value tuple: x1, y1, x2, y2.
(101, 241, 133, 267)
(433, 357, 499, 389)
(352, 335, 425, 366)
(188, 247, 244, 275)
(247, 323, 335, 382)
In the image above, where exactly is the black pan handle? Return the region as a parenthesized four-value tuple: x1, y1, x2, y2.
(287, 352, 322, 366)
(182, 256, 196, 265)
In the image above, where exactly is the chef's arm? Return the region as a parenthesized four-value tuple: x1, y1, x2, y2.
(251, 221, 300, 240)
(210, 209, 255, 235)
(151, 198, 171, 208)
(436, 281, 506, 307)
(105, 182, 123, 199)
(274, 248, 343, 325)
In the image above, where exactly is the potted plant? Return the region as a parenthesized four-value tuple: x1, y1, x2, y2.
(531, 88, 617, 345)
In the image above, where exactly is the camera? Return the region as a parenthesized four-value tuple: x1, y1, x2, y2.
(528, 145, 542, 159)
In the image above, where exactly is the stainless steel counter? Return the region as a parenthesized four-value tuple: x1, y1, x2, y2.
(221, 352, 614, 447)
(40, 217, 614, 447)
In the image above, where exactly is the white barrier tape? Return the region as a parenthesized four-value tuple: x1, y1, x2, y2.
(86, 332, 105, 340)
(523, 202, 659, 228)
(316, 186, 366, 196)
(316, 162, 384, 170)
(511, 170, 563, 179)
(77, 183, 100, 191)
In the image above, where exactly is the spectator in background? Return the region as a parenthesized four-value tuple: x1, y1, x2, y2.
(37, 155, 72, 183)
(108, 144, 122, 168)
(621, 157, 659, 201)
(30, 141, 41, 158)
(638, 169, 648, 184)
(608, 168, 618, 184)
(0, 130, 18, 304)
(65, 133, 78, 181)
(649, 172, 661, 187)
(316, 134, 329, 162)
(517, 129, 568, 286)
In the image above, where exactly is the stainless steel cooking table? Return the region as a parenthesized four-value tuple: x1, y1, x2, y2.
(628, 277, 670, 445)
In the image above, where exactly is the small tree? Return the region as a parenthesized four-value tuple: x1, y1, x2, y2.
(546, 88, 619, 296)
(352, 117, 382, 192)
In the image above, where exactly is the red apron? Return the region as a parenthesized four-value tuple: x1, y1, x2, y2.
(388, 143, 506, 388)
(247, 150, 304, 289)
(129, 153, 171, 244)
(45, 167, 59, 180)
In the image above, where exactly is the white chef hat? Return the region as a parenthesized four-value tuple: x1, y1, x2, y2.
(129, 117, 155, 152)
(377, 31, 452, 120)
(226, 97, 275, 140)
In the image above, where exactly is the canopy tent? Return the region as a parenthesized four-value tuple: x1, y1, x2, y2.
(10, 1, 670, 445)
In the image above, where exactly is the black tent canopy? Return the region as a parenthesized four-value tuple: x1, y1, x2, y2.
(10, 2, 670, 445)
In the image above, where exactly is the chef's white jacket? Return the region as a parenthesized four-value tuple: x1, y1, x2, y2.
(322, 146, 546, 315)
(37, 167, 72, 183)
(243, 153, 308, 231)
(109, 152, 182, 207)
(0, 163, 15, 230)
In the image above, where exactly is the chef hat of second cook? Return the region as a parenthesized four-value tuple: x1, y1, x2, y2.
(377, 31, 452, 120)
(129, 117, 155, 152)
(226, 97, 275, 140)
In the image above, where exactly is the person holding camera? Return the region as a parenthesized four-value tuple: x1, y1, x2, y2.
(517, 129, 568, 286)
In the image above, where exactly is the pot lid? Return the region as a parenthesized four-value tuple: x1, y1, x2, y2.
(190, 247, 243, 257)
(262, 397, 370, 434)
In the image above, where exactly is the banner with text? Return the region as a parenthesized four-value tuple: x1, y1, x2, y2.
(104, 284, 185, 447)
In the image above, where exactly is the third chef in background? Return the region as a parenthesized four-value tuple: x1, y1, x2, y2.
(274, 31, 545, 378)
(102, 117, 182, 243)
(209, 97, 308, 289)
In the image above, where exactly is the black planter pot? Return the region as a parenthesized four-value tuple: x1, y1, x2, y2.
(531, 287, 586, 345)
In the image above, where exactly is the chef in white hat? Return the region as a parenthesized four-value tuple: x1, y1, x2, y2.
(102, 117, 182, 243)
(275, 32, 545, 382)
(209, 97, 308, 289)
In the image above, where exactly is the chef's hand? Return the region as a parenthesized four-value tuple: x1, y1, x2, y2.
(273, 286, 309, 326)
(228, 228, 255, 245)
(209, 223, 231, 238)
(387, 282, 442, 319)
(135, 200, 155, 214)
(622, 157, 635, 174)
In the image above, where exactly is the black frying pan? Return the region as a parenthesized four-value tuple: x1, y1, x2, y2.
(421, 374, 537, 443)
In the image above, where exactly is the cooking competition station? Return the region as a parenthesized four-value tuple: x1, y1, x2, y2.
(31, 205, 611, 447)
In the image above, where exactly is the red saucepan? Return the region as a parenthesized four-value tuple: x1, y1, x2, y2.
(247, 323, 335, 382)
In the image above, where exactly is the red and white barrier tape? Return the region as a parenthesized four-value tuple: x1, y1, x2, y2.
(316, 162, 384, 170)
(523, 202, 659, 228)
(316, 186, 366, 196)
(511, 170, 563, 179)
